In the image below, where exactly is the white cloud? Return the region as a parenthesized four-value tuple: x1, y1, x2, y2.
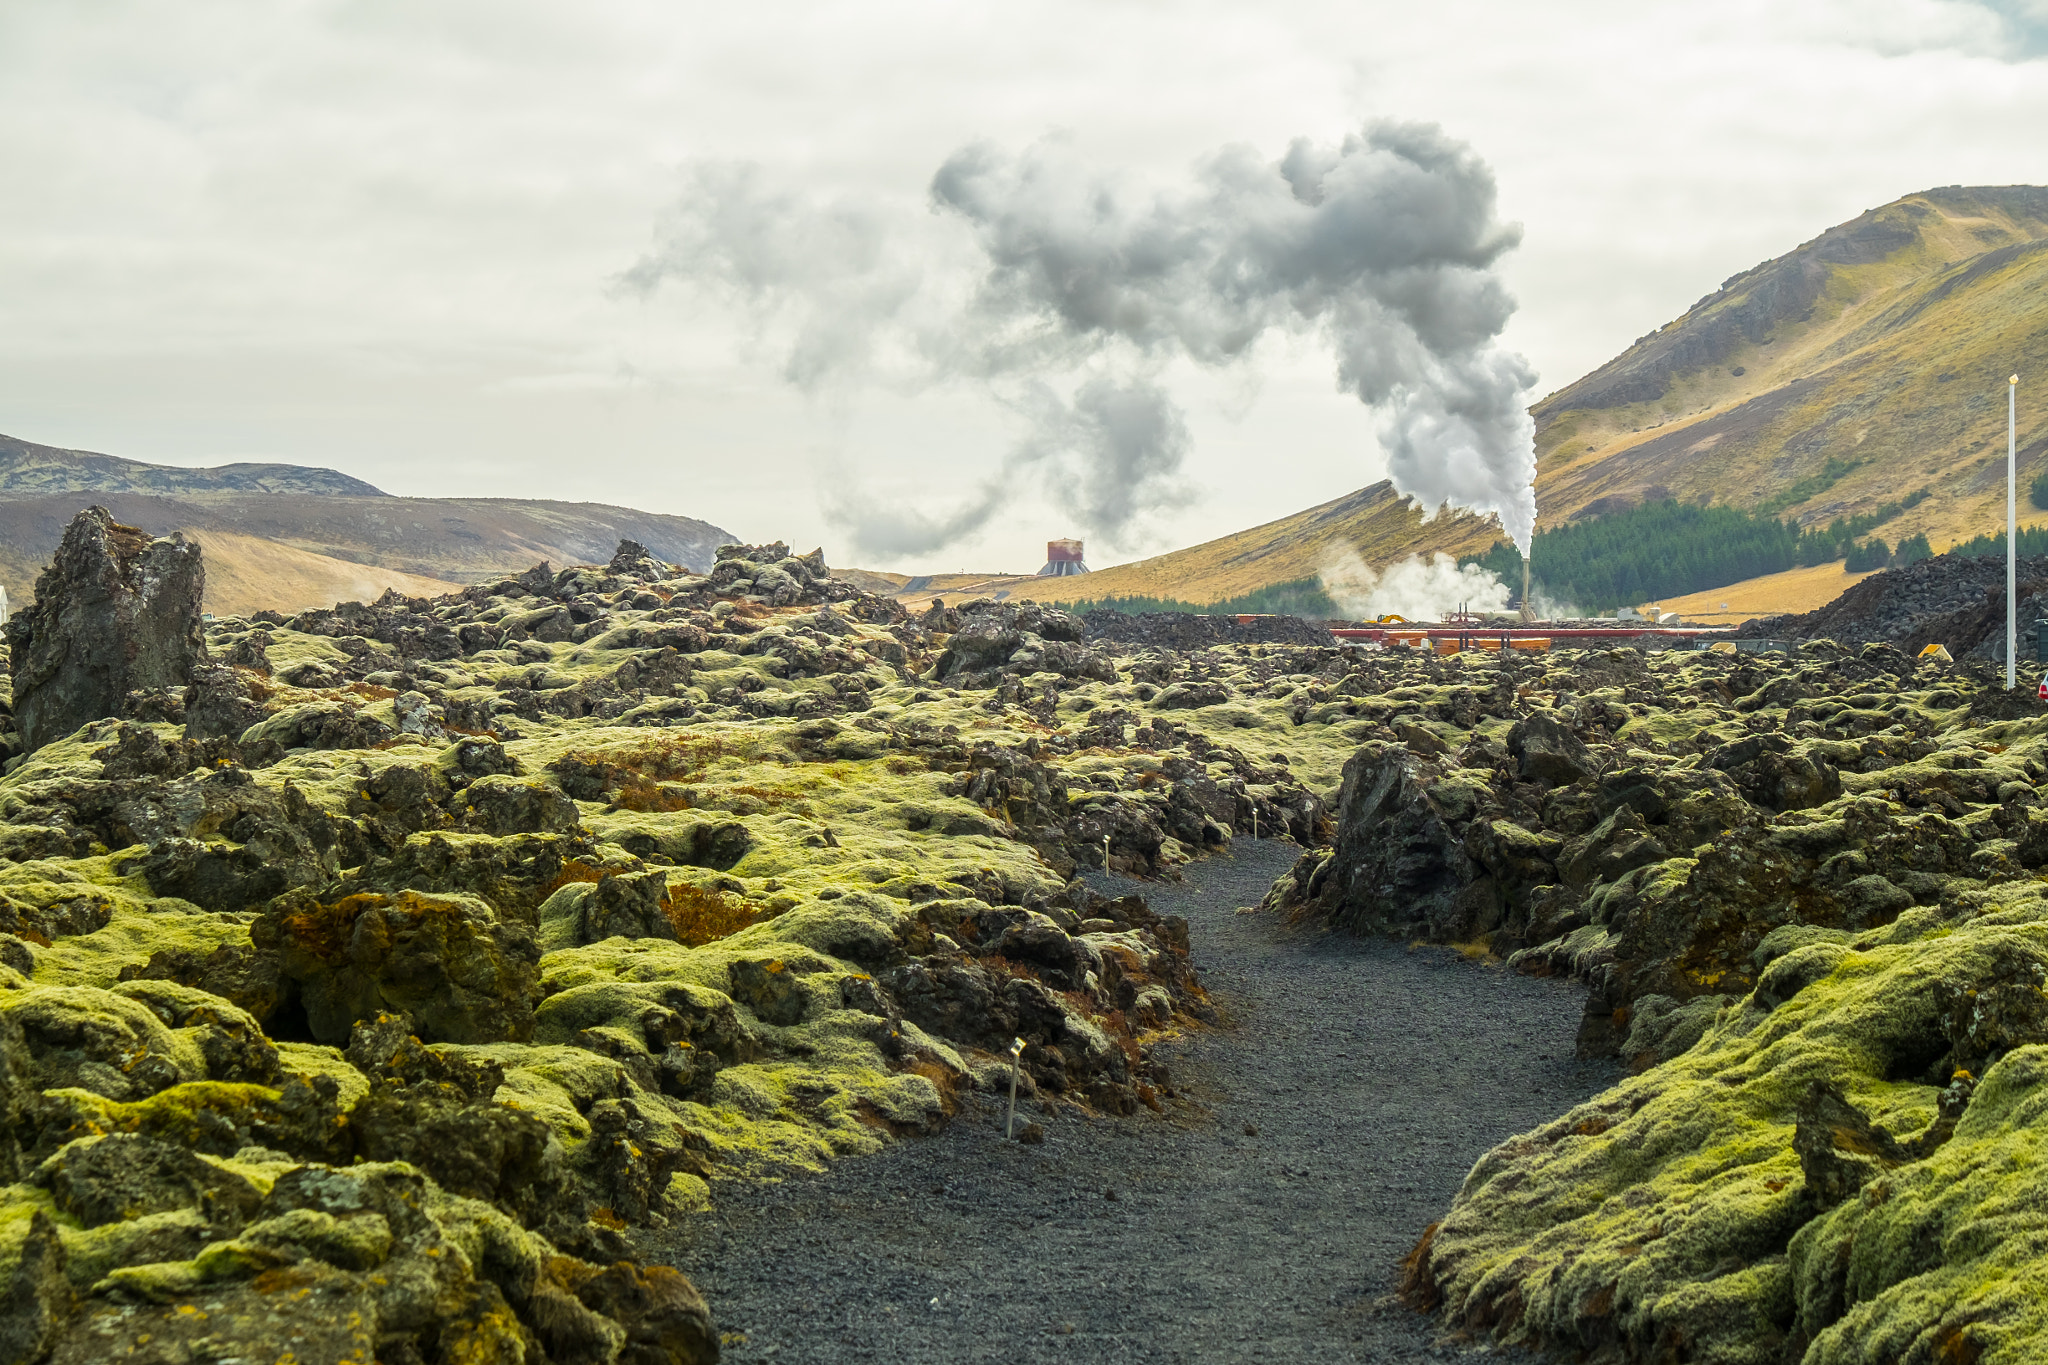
(0, 0, 2043, 571)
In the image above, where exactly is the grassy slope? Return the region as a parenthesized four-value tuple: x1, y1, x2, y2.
(1653, 562, 1881, 625)
(1531, 186, 2048, 550)
(869, 482, 1502, 608)
(179, 529, 462, 616)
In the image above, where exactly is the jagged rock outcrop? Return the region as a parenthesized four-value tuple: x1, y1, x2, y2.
(5, 507, 205, 753)
(252, 889, 543, 1045)
(929, 601, 1117, 687)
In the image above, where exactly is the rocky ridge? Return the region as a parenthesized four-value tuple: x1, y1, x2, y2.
(0, 515, 1382, 1362)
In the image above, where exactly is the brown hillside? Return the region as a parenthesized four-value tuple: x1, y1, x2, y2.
(0, 440, 737, 609)
(867, 482, 1501, 607)
(1529, 185, 2048, 550)
(178, 530, 462, 616)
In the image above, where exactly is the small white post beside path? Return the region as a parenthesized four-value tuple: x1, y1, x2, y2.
(1005, 1037, 1026, 1139)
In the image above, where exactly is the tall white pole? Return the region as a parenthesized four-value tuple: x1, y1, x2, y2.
(2011, 374, 2020, 690)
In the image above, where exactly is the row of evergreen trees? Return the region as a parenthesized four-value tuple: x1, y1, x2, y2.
(1845, 534, 1933, 572)
(1460, 494, 1939, 612)
(1068, 490, 2017, 621)
(1948, 525, 2048, 560)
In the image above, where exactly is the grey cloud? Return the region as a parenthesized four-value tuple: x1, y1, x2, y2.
(617, 161, 923, 389)
(1010, 376, 1196, 536)
(1980, 0, 2048, 55)
(822, 376, 1192, 559)
(930, 122, 1538, 549)
(628, 120, 1541, 555)
(824, 480, 1007, 559)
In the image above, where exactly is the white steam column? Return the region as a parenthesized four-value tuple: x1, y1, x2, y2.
(2010, 374, 2020, 691)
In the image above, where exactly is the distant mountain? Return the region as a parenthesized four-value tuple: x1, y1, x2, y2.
(0, 434, 738, 613)
(0, 433, 386, 497)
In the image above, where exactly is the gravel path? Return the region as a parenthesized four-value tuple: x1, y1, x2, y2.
(649, 838, 1618, 1363)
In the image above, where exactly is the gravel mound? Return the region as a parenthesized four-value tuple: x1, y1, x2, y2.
(650, 838, 1615, 1363)
(1741, 552, 2048, 656)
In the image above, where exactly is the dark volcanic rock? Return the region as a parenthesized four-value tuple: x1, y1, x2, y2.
(930, 600, 1117, 687)
(5, 506, 205, 753)
(253, 888, 542, 1045)
(1743, 550, 2048, 656)
(1508, 712, 1595, 786)
(1082, 610, 1338, 649)
(1272, 745, 1494, 941)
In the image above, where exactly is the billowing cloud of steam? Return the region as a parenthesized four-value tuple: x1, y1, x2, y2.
(827, 375, 1194, 558)
(621, 123, 1538, 558)
(1320, 550, 1512, 621)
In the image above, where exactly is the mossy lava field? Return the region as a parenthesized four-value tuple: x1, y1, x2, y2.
(3, 515, 2048, 1363)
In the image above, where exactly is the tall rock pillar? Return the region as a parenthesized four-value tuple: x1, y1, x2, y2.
(4, 506, 205, 753)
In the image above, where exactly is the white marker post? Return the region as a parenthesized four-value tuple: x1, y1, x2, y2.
(2011, 374, 2021, 691)
(1006, 1036, 1026, 1138)
(1102, 834, 1111, 872)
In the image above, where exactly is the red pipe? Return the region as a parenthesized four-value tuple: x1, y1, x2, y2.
(1330, 626, 1733, 642)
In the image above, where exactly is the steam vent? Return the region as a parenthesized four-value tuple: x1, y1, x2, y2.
(1035, 538, 1090, 577)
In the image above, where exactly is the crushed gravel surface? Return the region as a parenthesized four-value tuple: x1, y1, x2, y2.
(649, 837, 1618, 1363)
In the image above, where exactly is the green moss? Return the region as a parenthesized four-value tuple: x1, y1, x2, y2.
(1792, 1044, 2048, 1363)
(1428, 903, 2048, 1360)
(717, 891, 904, 965)
(531, 979, 737, 1042)
(273, 1042, 371, 1109)
(40, 1080, 289, 1150)
(75, 1216, 216, 1296)
(30, 903, 247, 990)
(259, 628, 353, 674)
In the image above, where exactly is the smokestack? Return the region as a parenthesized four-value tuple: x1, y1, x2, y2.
(1519, 553, 1536, 624)
(1036, 539, 1090, 577)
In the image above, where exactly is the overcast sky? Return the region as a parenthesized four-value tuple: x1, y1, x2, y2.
(3, 0, 2046, 573)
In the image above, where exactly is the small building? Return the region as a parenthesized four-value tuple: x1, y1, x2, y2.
(1036, 539, 1090, 577)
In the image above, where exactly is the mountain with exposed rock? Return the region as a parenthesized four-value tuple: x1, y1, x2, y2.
(1530, 184, 2048, 549)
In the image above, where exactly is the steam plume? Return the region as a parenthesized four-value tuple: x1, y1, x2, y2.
(1320, 550, 1512, 621)
(623, 122, 1539, 556)
(828, 375, 1194, 557)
